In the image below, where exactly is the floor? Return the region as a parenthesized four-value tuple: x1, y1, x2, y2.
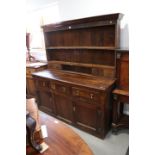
(29, 111, 129, 155)
(69, 124, 129, 155)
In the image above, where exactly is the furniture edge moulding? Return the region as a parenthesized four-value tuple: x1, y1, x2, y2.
(48, 60, 116, 69)
(46, 46, 117, 50)
(41, 13, 124, 32)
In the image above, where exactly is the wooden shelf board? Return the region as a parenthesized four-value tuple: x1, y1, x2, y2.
(46, 46, 117, 50)
(112, 89, 129, 96)
(48, 60, 115, 69)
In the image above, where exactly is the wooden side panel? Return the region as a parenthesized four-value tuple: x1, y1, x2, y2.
(47, 49, 115, 66)
(44, 26, 115, 47)
(116, 51, 129, 90)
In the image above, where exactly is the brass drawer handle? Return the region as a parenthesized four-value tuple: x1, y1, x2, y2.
(90, 93, 94, 99)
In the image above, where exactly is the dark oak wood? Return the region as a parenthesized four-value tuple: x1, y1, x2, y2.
(33, 69, 115, 138)
(43, 13, 123, 77)
(32, 13, 123, 138)
(112, 50, 129, 133)
(116, 49, 129, 90)
(27, 111, 94, 155)
(26, 62, 47, 97)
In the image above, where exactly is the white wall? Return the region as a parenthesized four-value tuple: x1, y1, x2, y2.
(27, 0, 129, 48)
(58, 0, 129, 48)
(26, 0, 58, 12)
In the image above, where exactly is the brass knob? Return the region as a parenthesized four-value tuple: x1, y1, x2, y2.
(90, 93, 94, 99)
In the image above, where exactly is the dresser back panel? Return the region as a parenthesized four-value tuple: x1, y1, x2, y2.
(46, 49, 115, 66)
(44, 26, 115, 47)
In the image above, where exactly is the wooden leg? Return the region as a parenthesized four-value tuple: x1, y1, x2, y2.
(26, 114, 42, 152)
(112, 96, 119, 134)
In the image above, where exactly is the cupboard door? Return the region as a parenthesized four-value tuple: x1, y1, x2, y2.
(37, 90, 56, 115)
(73, 101, 101, 133)
(54, 95, 73, 124)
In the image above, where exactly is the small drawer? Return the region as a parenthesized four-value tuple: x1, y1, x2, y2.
(38, 80, 50, 88)
(72, 87, 100, 101)
(55, 84, 70, 95)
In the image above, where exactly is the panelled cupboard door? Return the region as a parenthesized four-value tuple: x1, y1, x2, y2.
(54, 94, 74, 124)
(37, 90, 56, 115)
(73, 101, 101, 133)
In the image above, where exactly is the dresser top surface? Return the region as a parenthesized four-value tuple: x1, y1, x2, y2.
(32, 69, 115, 91)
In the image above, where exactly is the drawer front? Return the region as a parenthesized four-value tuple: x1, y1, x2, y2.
(72, 87, 100, 101)
(56, 84, 70, 95)
(36, 79, 50, 89)
(50, 82, 70, 95)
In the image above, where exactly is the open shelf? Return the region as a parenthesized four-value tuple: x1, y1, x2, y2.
(48, 60, 115, 69)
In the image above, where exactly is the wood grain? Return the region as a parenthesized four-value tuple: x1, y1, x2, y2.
(27, 112, 94, 155)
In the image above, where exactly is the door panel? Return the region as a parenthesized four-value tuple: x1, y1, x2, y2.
(55, 95, 73, 123)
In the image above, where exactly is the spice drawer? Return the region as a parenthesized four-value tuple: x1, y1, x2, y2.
(50, 83, 70, 96)
(72, 87, 100, 101)
(36, 79, 50, 89)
